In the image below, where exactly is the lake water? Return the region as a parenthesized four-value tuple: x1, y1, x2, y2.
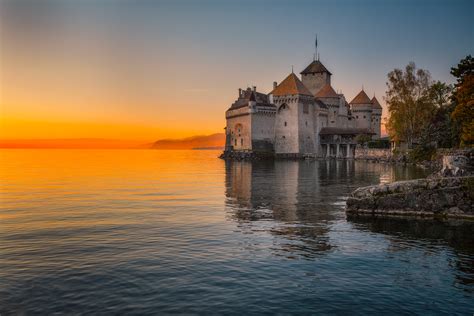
(1, 149, 473, 314)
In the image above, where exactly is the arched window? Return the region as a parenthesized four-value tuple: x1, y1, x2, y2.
(278, 103, 289, 113)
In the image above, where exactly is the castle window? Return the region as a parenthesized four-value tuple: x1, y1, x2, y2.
(356, 116, 359, 119)
(284, 121, 287, 126)
(282, 136, 286, 139)
(278, 103, 289, 113)
(363, 116, 366, 119)
(234, 139, 237, 146)
(241, 139, 243, 146)
(305, 121, 308, 126)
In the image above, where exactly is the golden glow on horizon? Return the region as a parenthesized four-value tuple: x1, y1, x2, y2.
(0, 115, 221, 142)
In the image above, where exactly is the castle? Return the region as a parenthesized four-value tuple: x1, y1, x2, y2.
(223, 54, 382, 159)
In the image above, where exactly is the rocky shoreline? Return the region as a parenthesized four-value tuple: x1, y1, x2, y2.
(346, 176, 474, 219)
(346, 152, 474, 220)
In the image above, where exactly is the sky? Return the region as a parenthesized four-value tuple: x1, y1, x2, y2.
(1, 0, 473, 142)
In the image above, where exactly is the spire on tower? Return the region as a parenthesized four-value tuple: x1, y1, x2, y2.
(314, 34, 318, 61)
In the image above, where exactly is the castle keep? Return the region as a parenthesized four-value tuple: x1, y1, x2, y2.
(224, 56, 382, 159)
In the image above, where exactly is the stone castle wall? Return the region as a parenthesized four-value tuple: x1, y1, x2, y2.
(301, 72, 330, 95)
(251, 111, 275, 143)
(226, 111, 252, 151)
(274, 98, 300, 154)
(351, 105, 372, 130)
(355, 148, 392, 161)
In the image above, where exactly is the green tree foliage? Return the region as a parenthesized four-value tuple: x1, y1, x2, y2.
(385, 62, 435, 148)
(420, 81, 457, 148)
(450, 55, 474, 147)
(355, 134, 371, 145)
(367, 139, 390, 149)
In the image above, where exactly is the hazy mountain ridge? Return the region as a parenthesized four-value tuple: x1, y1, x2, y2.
(151, 133, 225, 150)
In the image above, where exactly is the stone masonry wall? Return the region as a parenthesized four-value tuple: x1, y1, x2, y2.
(355, 148, 391, 160)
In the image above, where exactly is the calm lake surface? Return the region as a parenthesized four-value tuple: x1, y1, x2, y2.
(1, 149, 473, 315)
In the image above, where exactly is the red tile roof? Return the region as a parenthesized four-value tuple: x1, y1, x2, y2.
(371, 96, 382, 109)
(300, 60, 332, 75)
(350, 90, 372, 104)
(315, 84, 339, 98)
(270, 73, 313, 96)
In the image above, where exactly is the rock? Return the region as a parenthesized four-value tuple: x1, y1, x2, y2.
(346, 176, 474, 219)
(440, 155, 469, 176)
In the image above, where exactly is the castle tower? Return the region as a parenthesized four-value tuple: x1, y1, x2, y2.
(370, 96, 383, 139)
(300, 60, 332, 96)
(315, 83, 340, 127)
(350, 89, 373, 130)
(270, 72, 316, 156)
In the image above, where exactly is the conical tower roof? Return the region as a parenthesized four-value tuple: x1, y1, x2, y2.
(271, 72, 313, 96)
(300, 60, 332, 75)
(315, 83, 339, 98)
(350, 90, 372, 104)
(371, 96, 382, 109)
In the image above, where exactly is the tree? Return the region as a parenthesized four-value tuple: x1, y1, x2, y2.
(419, 81, 457, 148)
(450, 55, 474, 147)
(385, 62, 435, 148)
(355, 134, 371, 146)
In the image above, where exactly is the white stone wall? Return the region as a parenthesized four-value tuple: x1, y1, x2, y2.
(371, 108, 382, 139)
(274, 96, 301, 154)
(313, 109, 325, 156)
(226, 109, 252, 151)
(351, 105, 372, 129)
(298, 97, 316, 154)
(251, 110, 275, 142)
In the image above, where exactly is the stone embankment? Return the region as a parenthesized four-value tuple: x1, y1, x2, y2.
(354, 148, 392, 162)
(347, 152, 474, 219)
(219, 151, 273, 160)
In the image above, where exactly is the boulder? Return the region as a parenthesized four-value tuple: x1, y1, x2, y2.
(346, 176, 474, 219)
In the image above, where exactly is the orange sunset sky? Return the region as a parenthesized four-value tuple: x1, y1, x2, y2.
(1, 0, 472, 148)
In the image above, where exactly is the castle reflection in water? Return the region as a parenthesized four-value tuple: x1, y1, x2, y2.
(223, 160, 474, 288)
(223, 159, 427, 258)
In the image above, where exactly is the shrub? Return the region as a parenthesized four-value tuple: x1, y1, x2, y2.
(367, 139, 390, 149)
(408, 145, 436, 162)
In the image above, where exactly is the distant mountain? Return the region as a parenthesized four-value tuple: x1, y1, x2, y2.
(151, 133, 225, 150)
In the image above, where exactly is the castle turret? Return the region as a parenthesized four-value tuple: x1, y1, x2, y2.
(370, 96, 383, 139)
(315, 83, 339, 127)
(350, 89, 373, 130)
(300, 60, 332, 96)
(271, 72, 316, 156)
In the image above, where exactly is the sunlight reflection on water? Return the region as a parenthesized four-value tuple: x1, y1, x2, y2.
(0, 150, 472, 314)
